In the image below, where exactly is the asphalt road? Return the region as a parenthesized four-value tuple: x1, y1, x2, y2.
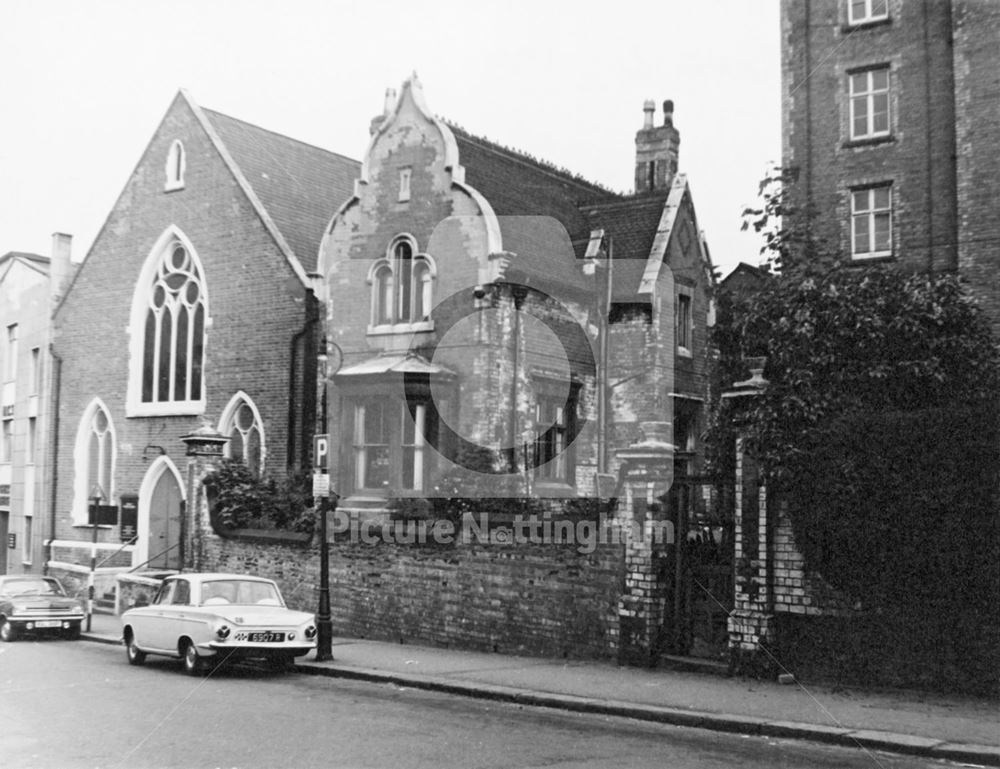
(1, 636, 959, 769)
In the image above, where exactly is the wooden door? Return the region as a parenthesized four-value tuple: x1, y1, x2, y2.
(147, 471, 182, 570)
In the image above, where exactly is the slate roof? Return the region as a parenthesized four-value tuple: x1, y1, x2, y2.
(579, 193, 671, 300)
(203, 109, 360, 273)
(451, 127, 616, 292)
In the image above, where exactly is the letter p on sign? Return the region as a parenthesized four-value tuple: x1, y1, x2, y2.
(313, 434, 329, 471)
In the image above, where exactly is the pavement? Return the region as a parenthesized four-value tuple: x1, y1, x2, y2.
(84, 611, 1000, 766)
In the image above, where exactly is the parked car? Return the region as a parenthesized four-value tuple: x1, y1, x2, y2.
(0, 575, 86, 641)
(121, 573, 317, 675)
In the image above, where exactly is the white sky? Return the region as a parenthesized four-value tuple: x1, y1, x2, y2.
(0, 0, 781, 279)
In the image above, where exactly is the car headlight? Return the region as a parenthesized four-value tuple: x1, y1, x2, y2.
(304, 625, 317, 640)
(71, 604, 84, 614)
(288, 632, 296, 641)
(215, 623, 231, 640)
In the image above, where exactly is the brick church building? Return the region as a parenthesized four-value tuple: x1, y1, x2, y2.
(47, 91, 358, 581)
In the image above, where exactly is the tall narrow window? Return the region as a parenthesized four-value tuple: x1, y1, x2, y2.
(140, 241, 205, 405)
(29, 347, 40, 394)
(0, 419, 11, 463)
(677, 294, 692, 351)
(87, 406, 113, 501)
(220, 392, 265, 476)
(73, 399, 116, 522)
(354, 402, 390, 489)
(851, 185, 893, 259)
(536, 394, 573, 482)
(849, 67, 890, 140)
(5, 324, 17, 381)
(400, 403, 425, 491)
(395, 240, 414, 322)
(165, 140, 186, 190)
(398, 168, 412, 202)
(26, 418, 36, 464)
(848, 0, 888, 25)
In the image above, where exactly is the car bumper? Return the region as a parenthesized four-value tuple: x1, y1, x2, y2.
(8, 614, 85, 630)
(200, 641, 315, 658)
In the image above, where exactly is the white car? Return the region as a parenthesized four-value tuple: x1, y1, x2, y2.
(121, 573, 317, 675)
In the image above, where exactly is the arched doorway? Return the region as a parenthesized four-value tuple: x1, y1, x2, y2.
(137, 457, 184, 571)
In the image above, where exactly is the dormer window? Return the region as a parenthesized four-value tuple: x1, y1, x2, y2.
(369, 236, 435, 333)
(165, 140, 186, 191)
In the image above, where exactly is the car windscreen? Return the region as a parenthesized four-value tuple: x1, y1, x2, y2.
(199, 580, 283, 606)
(2, 578, 65, 597)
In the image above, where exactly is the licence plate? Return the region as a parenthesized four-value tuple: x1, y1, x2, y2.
(247, 631, 285, 643)
(35, 620, 61, 629)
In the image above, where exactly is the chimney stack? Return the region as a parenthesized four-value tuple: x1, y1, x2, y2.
(634, 98, 680, 194)
(50, 232, 73, 305)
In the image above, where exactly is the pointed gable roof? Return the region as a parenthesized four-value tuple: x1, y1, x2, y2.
(199, 108, 360, 275)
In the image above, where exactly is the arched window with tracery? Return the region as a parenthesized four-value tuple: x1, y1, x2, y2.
(369, 236, 434, 330)
(73, 398, 116, 522)
(219, 392, 265, 476)
(127, 228, 208, 416)
(141, 240, 206, 405)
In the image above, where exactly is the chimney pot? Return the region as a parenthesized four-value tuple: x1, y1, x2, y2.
(642, 99, 655, 129)
(663, 100, 674, 126)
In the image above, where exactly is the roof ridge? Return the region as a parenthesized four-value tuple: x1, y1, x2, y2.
(444, 119, 617, 197)
(201, 107, 360, 166)
(582, 192, 670, 212)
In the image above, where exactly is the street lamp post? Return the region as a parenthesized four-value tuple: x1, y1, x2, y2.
(314, 491, 338, 662)
(86, 484, 105, 633)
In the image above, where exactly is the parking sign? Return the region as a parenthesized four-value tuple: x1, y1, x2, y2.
(313, 434, 329, 471)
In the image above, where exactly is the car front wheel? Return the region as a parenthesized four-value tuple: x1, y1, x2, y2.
(126, 636, 146, 666)
(64, 624, 81, 641)
(182, 642, 205, 676)
(0, 618, 17, 642)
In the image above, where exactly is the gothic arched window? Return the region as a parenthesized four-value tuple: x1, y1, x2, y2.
(369, 236, 434, 330)
(219, 392, 265, 476)
(73, 399, 116, 522)
(128, 228, 208, 416)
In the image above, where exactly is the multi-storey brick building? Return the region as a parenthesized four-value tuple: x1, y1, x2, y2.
(318, 77, 715, 511)
(0, 237, 74, 574)
(47, 91, 358, 585)
(781, 0, 999, 332)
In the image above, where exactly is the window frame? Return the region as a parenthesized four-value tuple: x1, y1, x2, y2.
(219, 391, 266, 477)
(126, 226, 209, 417)
(165, 139, 186, 191)
(532, 379, 579, 487)
(850, 184, 894, 260)
(676, 293, 693, 355)
(367, 236, 436, 334)
(72, 398, 116, 524)
(350, 396, 434, 495)
(848, 66, 891, 141)
(847, 0, 889, 26)
(5, 324, 17, 382)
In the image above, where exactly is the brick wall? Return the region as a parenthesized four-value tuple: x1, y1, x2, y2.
(952, 0, 1000, 336)
(781, 0, 959, 273)
(198, 523, 624, 659)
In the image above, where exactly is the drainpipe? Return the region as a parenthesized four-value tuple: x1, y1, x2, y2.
(288, 288, 320, 475)
(45, 346, 62, 576)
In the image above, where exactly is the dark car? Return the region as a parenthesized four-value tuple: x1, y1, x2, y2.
(0, 575, 86, 641)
